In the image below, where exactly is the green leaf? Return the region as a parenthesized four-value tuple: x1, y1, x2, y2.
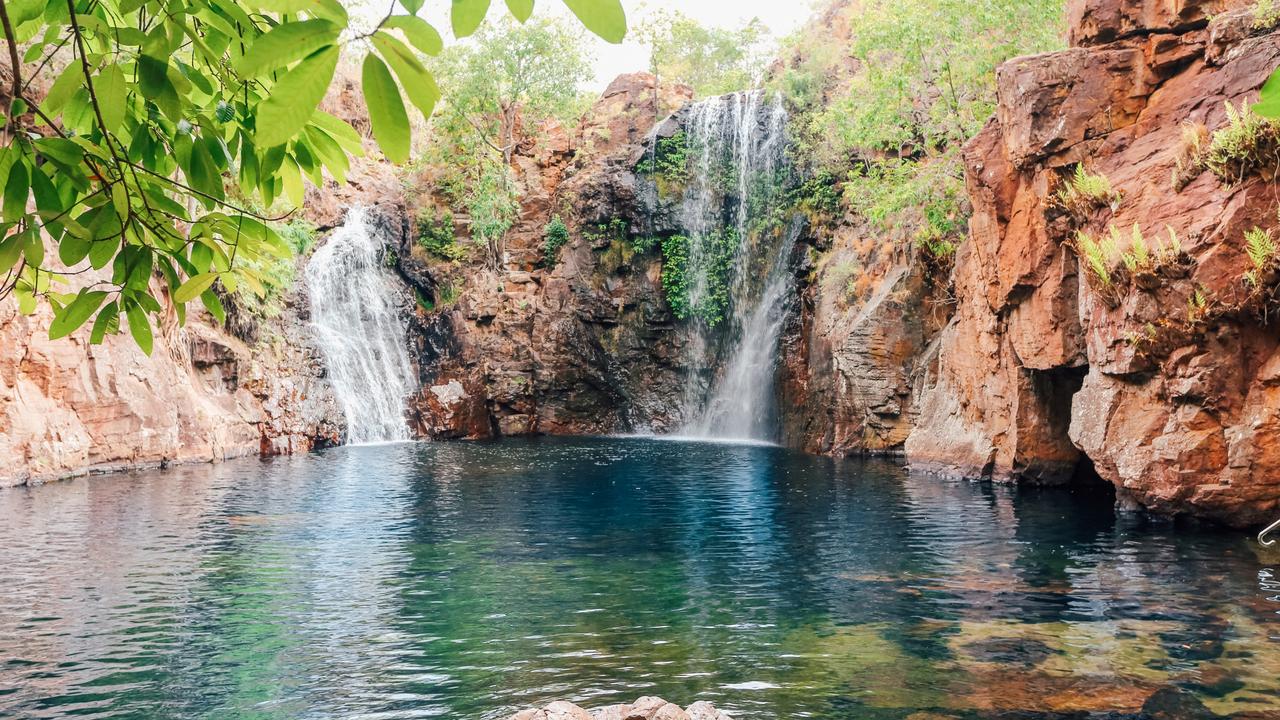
(0, 232, 23, 273)
(22, 227, 42, 267)
(137, 54, 180, 118)
(1256, 68, 1280, 118)
(201, 288, 226, 324)
(125, 300, 153, 355)
(561, 0, 625, 43)
(384, 15, 443, 55)
(505, 0, 534, 21)
(234, 19, 339, 77)
(452, 0, 490, 38)
(173, 272, 220, 303)
(400, 0, 425, 13)
(361, 54, 411, 164)
(88, 237, 118, 270)
(39, 61, 83, 116)
(49, 289, 107, 340)
(255, 45, 340, 149)
(311, 111, 365, 155)
(249, 0, 314, 12)
(96, 65, 127, 133)
(89, 301, 119, 344)
(59, 233, 92, 266)
(3, 159, 28, 224)
(371, 33, 441, 120)
(281, 154, 304, 207)
(34, 137, 84, 167)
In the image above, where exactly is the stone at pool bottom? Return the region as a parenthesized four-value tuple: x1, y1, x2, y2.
(507, 697, 732, 720)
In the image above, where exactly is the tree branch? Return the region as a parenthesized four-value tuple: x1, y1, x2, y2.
(0, 0, 25, 130)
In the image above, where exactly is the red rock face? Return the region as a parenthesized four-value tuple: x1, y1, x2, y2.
(399, 73, 695, 439)
(907, 0, 1280, 526)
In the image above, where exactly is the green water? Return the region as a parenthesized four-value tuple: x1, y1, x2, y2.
(0, 437, 1277, 719)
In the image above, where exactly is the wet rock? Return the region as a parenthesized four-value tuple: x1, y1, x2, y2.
(1141, 687, 1219, 720)
(961, 637, 1058, 668)
(1180, 665, 1246, 698)
(684, 701, 732, 720)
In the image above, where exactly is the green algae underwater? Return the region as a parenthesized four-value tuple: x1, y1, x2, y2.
(1, 437, 1277, 719)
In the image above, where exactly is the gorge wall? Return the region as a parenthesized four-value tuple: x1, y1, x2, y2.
(905, 0, 1280, 527)
(2, 0, 1279, 528)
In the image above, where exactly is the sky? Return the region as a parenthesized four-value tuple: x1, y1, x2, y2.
(410, 0, 823, 91)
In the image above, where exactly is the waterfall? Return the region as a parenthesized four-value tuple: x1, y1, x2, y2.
(667, 91, 797, 442)
(304, 207, 416, 444)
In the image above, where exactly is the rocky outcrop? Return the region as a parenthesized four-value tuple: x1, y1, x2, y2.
(0, 281, 342, 487)
(398, 73, 694, 439)
(506, 697, 732, 720)
(906, 0, 1280, 525)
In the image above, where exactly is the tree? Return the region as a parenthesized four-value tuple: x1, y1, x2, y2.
(635, 10, 770, 98)
(775, 0, 1062, 255)
(426, 15, 592, 267)
(0, 0, 625, 353)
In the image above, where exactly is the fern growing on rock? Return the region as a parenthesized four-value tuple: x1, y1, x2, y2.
(1204, 100, 1280, 184)
(1056, 164, 1120, 217)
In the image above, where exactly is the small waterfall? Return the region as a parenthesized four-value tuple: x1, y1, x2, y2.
(666, 91, 797, 442)
(305, 207, 416, 444)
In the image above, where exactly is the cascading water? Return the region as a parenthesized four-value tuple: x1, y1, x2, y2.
(665, 90, 797, 442)
(305, 207, 416, 444)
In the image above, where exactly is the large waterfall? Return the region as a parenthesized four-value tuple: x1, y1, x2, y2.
(668, 91, 798, 442)
(305, 207, 416, 444)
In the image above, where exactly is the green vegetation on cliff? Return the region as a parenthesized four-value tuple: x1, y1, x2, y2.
(424, 16, 594, 268)
(774, 0, 1065, 254)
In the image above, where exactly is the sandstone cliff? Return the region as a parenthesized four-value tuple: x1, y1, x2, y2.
(0, 277, 342, 487)
(906, 0, 1280, 526)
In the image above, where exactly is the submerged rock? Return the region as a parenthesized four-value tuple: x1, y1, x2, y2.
(505, 698, 731, 720)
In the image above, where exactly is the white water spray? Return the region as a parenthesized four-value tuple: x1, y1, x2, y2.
(305, 207, 416, 444)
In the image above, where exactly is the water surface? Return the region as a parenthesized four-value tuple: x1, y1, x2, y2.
(1, 438, 1277, 719)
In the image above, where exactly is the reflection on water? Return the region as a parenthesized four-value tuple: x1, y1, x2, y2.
(0, 437, 1277, 719)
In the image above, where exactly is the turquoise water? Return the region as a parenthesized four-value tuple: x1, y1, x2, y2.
(0, 437, 1277, 719)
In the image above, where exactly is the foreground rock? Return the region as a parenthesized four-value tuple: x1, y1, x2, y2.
(507, 697, 731, 720)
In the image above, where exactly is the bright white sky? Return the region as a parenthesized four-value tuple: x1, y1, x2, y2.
(411, 0, 823, 91)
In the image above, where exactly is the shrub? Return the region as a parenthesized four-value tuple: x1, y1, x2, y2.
(543, 215, 570, 267)
(1056, 164, 1120, 216)
(843, 156, 968, 248)
(1171, 122, 1211, 191)
(437, 280, 461, 306)
(1187, 286, 1211, 324)
(417, 210, 468, 261)
(1204, 100, 1280, 185)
